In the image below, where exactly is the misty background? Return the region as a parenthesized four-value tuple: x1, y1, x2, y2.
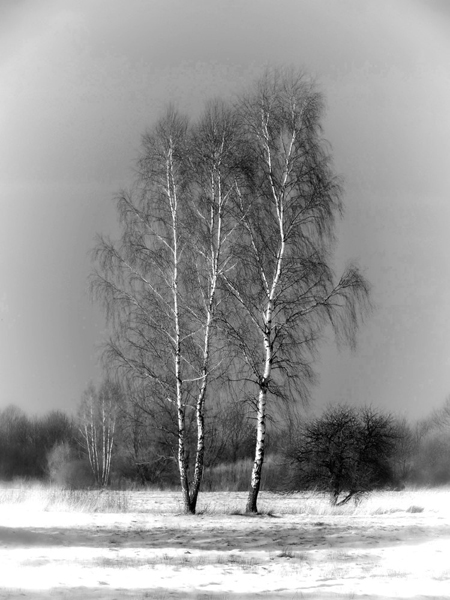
(1, 0, 450, 420)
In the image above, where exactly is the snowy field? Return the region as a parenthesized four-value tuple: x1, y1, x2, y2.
(1, 487, 450, 599)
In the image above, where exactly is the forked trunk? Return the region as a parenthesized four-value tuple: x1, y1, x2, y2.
(177, 404, 196, 514)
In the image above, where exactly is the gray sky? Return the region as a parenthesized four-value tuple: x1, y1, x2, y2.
(1, 0, 449, 420)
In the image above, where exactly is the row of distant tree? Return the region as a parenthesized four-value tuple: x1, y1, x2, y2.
(2, 383, 450, 504)
(0, 405, 76, 481)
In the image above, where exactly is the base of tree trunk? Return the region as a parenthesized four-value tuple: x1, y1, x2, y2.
(246, 488, 259, 513)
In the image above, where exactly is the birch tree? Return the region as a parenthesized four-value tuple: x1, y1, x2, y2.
(186, 100, 242, 503)
(78, 379, 120, 487)
(93, 109, 194, 510)
(92, 105, 239, 513)
(222, 68, 371, 513)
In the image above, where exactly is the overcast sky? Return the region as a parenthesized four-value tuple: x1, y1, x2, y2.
(1, 0, 449, 420)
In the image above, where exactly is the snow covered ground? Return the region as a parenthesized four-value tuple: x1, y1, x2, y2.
(1, 488, 450, 599)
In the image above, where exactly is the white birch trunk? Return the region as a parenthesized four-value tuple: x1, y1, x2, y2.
(190, 168, 224, 512)
(167, 141, 192, 513)
(246, 116, 288, 512)
(246, 329, 271, 512)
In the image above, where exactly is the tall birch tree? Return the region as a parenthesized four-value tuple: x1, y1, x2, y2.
(92, 105, 239, 513)
(93, 108, 195, 511)
(222, 68, 371, 513)
(186, 100, 243, 501)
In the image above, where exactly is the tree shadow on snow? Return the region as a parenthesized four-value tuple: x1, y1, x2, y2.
(1, 588, 441, 600)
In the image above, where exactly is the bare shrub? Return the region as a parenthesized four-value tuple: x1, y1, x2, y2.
(284, 405, 399, 505)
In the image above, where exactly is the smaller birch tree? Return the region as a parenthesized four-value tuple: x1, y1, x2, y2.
(78, 379, 120, 487)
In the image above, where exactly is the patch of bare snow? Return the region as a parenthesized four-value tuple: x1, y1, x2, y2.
(1, 492, 450, 599)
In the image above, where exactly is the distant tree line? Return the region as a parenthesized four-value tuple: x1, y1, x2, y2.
(0, 405, 78, 481)
(2, 391, 450, 505)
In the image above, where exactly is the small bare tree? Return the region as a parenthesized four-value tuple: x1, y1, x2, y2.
(78, 379, 120, 487)
(285, 405, 398, 505)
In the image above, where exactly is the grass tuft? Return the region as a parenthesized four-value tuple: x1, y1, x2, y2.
(406, 505, 424, 513)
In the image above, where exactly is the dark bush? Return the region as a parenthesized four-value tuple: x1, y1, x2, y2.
(284, 405, 400, 504)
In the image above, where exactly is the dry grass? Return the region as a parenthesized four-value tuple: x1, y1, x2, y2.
(0, 481, 129, 513)
(90, 552, 262, 569)
(195, 487, 450, 517)
(1, 481, 449, 517)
